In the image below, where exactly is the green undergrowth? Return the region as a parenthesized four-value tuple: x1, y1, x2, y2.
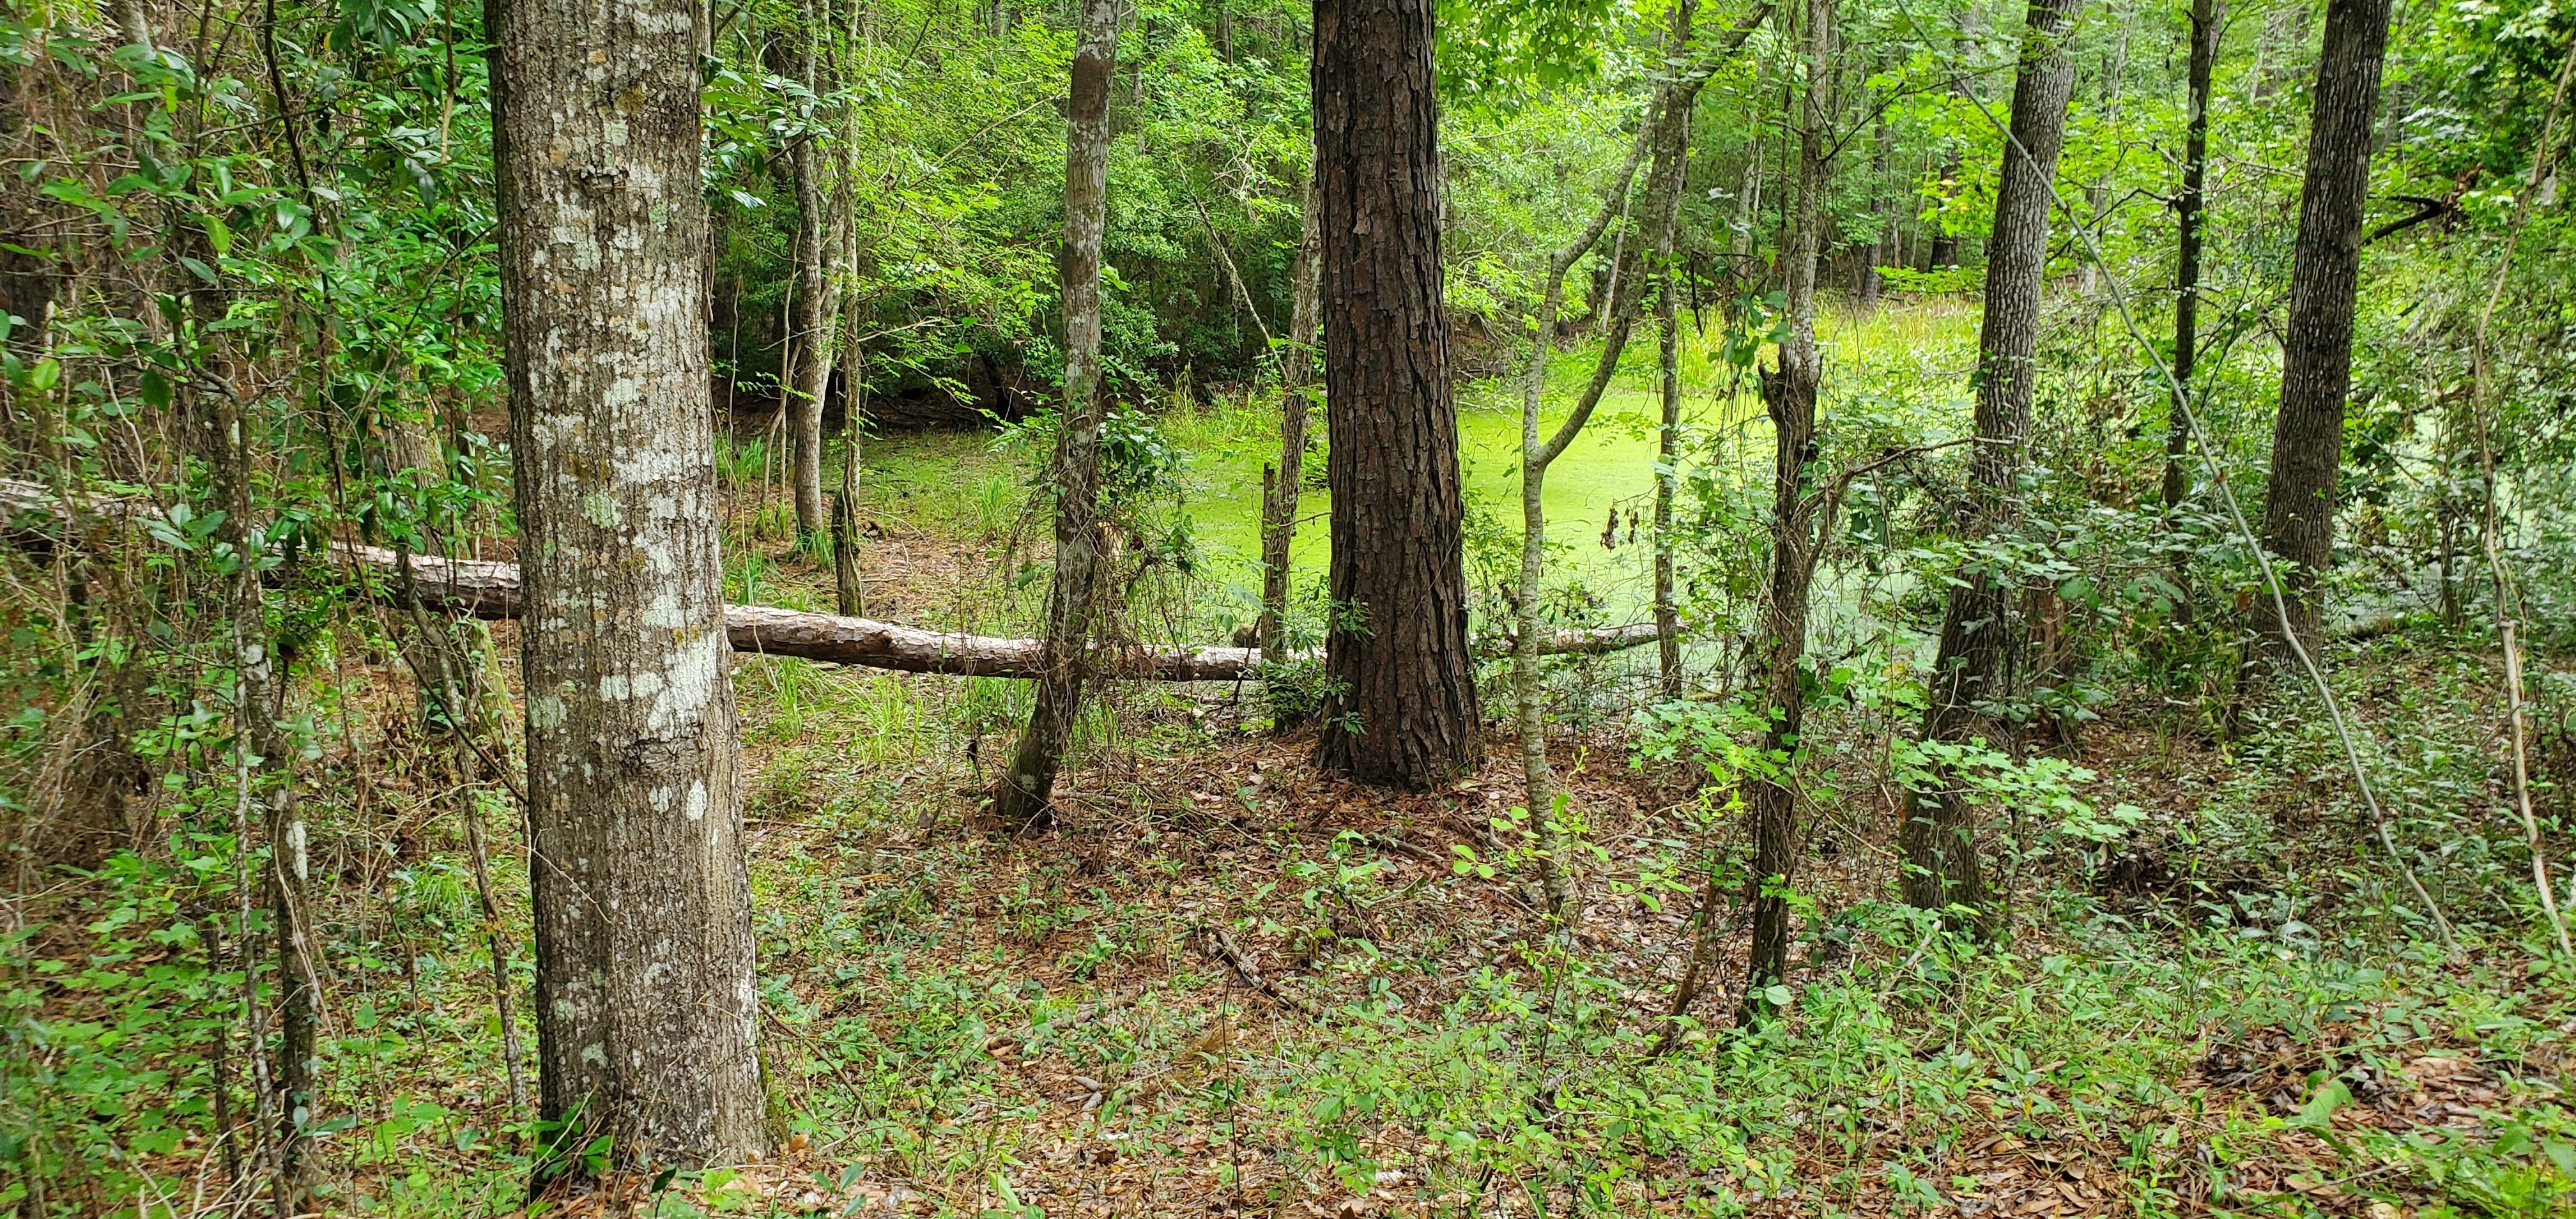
(8, 635, 2575, 1216)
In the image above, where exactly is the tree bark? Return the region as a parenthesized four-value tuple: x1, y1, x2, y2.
(992, 0, 1117, 831)
(1654, 0, 1823, 1046)
(1902, 0, 2078, 932)
(1257, 169, 1324, 659)
(2259, 0, 2391, 656)
(1312, 0, 1481, 788)
(490, 0, 766, 1167)
(216, 393, 316, 1213)
(2163, 0, 2220, 510)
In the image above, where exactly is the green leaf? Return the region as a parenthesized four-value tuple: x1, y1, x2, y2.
(1763, 984, 1794, 1008)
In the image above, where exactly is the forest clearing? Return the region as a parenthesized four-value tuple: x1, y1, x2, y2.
(3, 0, 2575, 1216)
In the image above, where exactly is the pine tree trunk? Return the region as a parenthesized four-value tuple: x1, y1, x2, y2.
(2163, 0, 2220, 510)
(1312, 0, 1482, 788)
(1737, 0, 1833, 1025)
(1257, 169, 1323, 659)
(2260, 0, 2391, 655)
(1903, 0, 2078, 932)
(490, 0, 767, 1167)
(992, 0, 1117, 829)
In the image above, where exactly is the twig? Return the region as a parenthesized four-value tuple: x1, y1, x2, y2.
(2467, 27, 2576, 959)
(1192, 924, 1315, 1017)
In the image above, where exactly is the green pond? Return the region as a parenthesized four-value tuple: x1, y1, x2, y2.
(858, 302, 1976, 630)
(1164, 381, 1759, 624)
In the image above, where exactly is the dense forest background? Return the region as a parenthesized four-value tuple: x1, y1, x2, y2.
(6, 0, 2576, 1214)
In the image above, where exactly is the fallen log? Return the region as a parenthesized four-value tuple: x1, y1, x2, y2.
(4, 478, 1660, 680)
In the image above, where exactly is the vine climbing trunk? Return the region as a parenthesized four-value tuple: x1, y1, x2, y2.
(1902, 0, 2077, 934)
(1313, 0, 1482, 788)
(491, 0, 767, 1167)
(2259, 0, 2392, 656)
(992, 0, 1117, 829)
(1257, 170, 1322, 660)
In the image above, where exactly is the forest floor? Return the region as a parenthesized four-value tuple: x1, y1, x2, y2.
(666, 707, 2567, 1219)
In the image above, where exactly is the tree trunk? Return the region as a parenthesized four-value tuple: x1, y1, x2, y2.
(1312, 0, 1482, 788)
(1257, 169, 1324, 659)
(181, 211, 316, 1211)
(2163, 0, 2220, 510)
(1903, 0, 2078, 932)
(217, 402, 316, 1211)
(2259, 0, 2391, 656)
(1512, 0, 1714, 924)
(1653, 0, 1823, 1046)
(992, 0, 1118, 829)
(490, 0, 767, 1168)
(1927, 143, 1962, 269)
(1653, 300, 1683, 695)
(833, 353, 867, 616)
(832, 117, 866, 617)
(785, 8, 835, 542)
(1735, 0, 1833, 1026)
(1863, 109, 1892, 305)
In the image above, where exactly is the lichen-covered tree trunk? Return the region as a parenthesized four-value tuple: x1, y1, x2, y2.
(2260, 0, 2391, 655)
(991, 0, 1117, 830)
(1313, 0, 1480, 788)
(1903, 0, 2078, 931)
(1257, 170, 1322, 659)
(489, 0, 766, 1167)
